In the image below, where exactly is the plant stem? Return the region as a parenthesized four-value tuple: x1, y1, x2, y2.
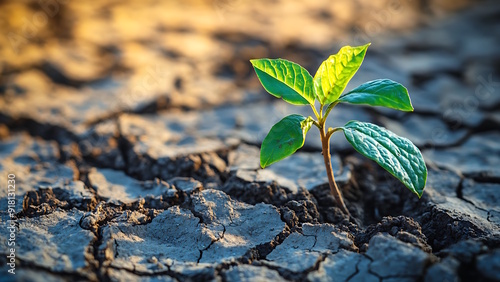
(312, 120, 321, 129)
(326, 127, 342, 140)
(310, 104, 320, 120)
(319, 124, 350, 215)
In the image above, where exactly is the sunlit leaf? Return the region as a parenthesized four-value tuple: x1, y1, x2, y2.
(314, 44, 370, 105)
(341, 120, 427, 197)
(260, 114, 313, 168)
(339, 79, 413, 111)
(251, 59, 315, 105)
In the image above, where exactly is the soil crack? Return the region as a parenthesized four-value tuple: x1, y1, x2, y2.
(197, 223, 226, 264)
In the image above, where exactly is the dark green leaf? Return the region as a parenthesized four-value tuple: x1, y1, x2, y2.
(260, 114, 312, 168)
(342, 120, 427, 197)
(250, 59, 315, 105)
(338, 79, 413, 111)
(313, 44, 370, 105)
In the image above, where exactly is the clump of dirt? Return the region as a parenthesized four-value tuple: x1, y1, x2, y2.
(355, 215, 432, 253)
(22, 188, 69, 217)
(284, 200, 322, 224)
(417, 206, 488, 251)
(22, 187, 97, 217)
(222, 176, 315, 206)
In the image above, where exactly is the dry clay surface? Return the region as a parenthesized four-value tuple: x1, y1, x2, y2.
(1, 0, 500, 281)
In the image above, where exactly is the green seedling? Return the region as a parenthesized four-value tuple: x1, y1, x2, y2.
(250, 43, 427, 215)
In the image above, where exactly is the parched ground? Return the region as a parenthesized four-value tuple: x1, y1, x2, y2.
(1, 0, 500, 281)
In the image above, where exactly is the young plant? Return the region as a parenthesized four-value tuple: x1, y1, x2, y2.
(250, 43, 427, 215)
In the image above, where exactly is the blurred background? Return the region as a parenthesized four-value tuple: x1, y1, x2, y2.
(0, 0, 499, 164)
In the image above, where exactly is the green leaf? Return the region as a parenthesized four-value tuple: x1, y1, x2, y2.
(341, 120, 427, 197)
(260, 114, 313, 168)
(313, 43, 370, 105)
(338, 79, 413, 111)
(250, 58, 315, 105)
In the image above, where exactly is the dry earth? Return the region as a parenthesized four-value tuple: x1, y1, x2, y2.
(0, 0, 500, 281)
